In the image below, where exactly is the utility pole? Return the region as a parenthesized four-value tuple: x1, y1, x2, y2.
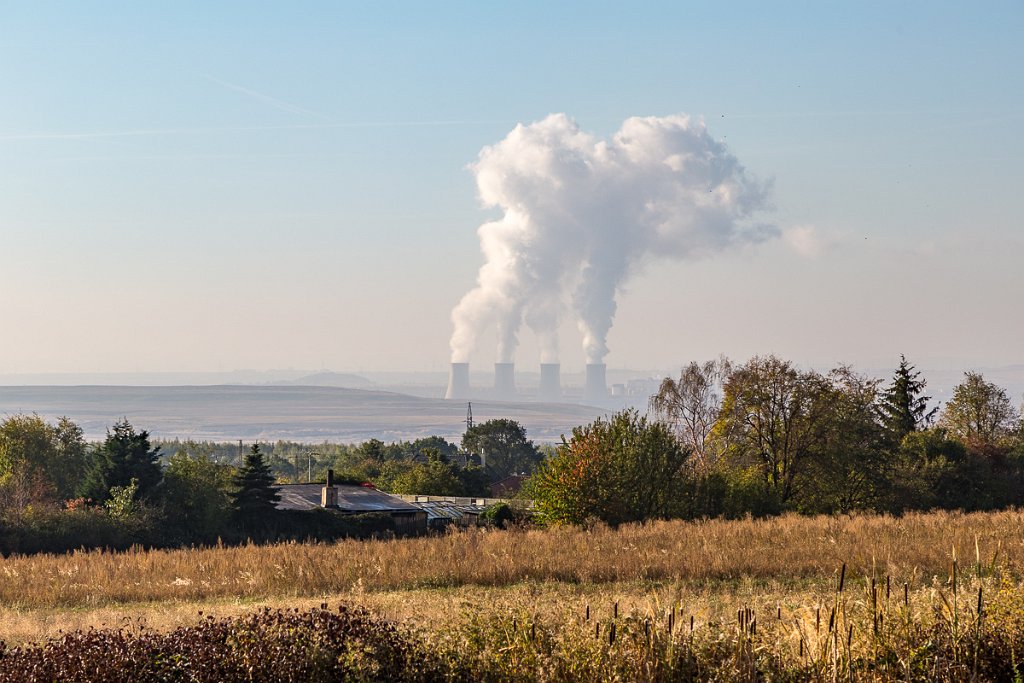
(462, 403, 477, 468)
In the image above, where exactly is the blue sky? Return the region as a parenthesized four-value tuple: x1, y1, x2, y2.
(1, 2, 1022, 376)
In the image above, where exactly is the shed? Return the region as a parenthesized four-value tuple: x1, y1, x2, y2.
(275, 482, 427, 533)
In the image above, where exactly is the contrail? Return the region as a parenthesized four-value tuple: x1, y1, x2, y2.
(0, 119, 506, 143)
(203, 74, 328, 119)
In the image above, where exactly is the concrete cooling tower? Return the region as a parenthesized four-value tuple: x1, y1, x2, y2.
(582, 363, 608, 404)
(493, 362, 516, 400)
(538, 363, 561, 403)
(444, 362, 471, 399)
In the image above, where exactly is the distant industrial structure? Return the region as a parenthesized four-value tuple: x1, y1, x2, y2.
(444, 361, 611, 405)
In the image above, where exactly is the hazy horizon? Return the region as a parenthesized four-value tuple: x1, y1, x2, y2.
(3, 3, 1021, 377)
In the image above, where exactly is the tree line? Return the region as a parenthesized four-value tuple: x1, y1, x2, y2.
(0, 413, 543, 554)
(4, 354, 1019, 550)
(0, 417, 295, 552)
(155, 418, 543, 497)
(528, 356, 1024, 524)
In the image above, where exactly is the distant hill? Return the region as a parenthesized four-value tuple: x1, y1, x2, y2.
(271, 372, 374, 388)
(0, 385, 608, 444)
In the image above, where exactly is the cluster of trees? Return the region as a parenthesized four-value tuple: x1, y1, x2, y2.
(0, 417, 374, 552)
(530, 356, 1024, 525)
(0, 412, 545, 553)
(12, 353, 1013, 544)
(157, 419, 543, 498)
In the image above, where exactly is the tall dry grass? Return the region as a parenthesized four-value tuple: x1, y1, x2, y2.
(0, 509, 1021, 610)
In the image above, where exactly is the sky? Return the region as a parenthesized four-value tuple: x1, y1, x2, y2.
(1, 1, 1022, 379)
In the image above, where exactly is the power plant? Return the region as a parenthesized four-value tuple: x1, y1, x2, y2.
(448, 114, 772, 409)
(582, 363, 608, 404)
(493, 362, 516, 400)
(444, 362, 471, 400)
(444, 360, 608, 405)
(537, 363, 561, 403)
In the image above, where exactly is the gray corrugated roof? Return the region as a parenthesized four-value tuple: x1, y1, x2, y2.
(407, 500, 487, 522)
(275, 484, 420, 513)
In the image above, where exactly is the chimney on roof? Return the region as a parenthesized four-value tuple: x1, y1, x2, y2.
(322, 469, 338, 508)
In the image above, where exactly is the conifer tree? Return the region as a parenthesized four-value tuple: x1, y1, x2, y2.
(878, 356, 937, 443)
(230, 444, 280, 523)
(79, 420, 162, 503)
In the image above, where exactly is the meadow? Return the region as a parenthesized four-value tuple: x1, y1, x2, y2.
(2, 510, 1024, 680)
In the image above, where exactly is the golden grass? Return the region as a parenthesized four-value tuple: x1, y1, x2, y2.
(3, 509, 1024, 681)
(0, 578, 986, 649)
(0, 509, 1020, 612)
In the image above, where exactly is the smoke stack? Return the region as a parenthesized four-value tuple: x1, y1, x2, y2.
(445, 362, 471, 399)
(538, 363, 561, 402)
(582, 363, 607, 404)
(493, 362, 516, 400)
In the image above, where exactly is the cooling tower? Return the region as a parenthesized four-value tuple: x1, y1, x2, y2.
(493, 362, 516, 401)
(445, 362, 471, 399)
(538, 363, 562, 403)
(582, 363, 608, 404)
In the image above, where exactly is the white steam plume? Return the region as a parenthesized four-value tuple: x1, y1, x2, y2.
(450, 113, 774, 364)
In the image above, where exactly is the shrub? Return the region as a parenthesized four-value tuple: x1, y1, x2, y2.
(0, 505, 160, 555)
(479, 502, 513, 528)
(0, 605, 455, 682)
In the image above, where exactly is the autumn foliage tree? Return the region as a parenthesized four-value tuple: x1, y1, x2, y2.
(529, 409, 690, 526)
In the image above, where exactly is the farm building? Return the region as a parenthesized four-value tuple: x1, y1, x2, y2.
(398, 495, 535, 530)
(275, 473, 427, 533)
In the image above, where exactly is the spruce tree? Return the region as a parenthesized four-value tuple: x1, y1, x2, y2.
(878, 355, 937, 443)
(230, 444, 280, 524)
(79, 420, 162, 503)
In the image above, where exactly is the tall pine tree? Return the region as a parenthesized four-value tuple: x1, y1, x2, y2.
(230, 444, 280, 525)
(878, 356, 937, 444)
(79, 420, 162, 503)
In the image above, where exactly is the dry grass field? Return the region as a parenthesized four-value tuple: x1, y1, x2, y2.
(2, 510, 1024, 680)
(2, 509, 1021, 611)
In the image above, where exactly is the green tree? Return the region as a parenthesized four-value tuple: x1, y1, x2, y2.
(230, 444, 280, 526)
(457, 463, 490, 497)
(0, 414, 87, 508)
(105, 478, 140, 518)
(388, 449, 466, 496)
(939, 372, 1020, 446)
(79, 420, 162, 503)
(462, 419, 542, 480)
(714, 356, 831, 506)
(877, 355, 937, 444)
(408, 436, 460, 461)
(884, 428, 970, 511)
(795, 367, 889, 514)
(528, 409, 690, 526)
(51, 417, 88, 499)
(163, 449, 236, 542)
